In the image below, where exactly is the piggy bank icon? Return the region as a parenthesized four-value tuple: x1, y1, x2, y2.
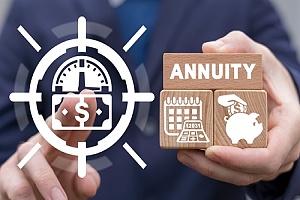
(224, 113, 263, 144)
(218, 94, 264, 145)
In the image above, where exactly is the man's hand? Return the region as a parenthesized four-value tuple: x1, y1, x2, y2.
(0, 90, 100, 199)
(177, 31, 300, 185)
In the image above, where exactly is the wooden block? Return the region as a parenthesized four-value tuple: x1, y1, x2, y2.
(214, 90, 267, 148)
(160, 90, 213, 149)
(163, 53, 262, 90)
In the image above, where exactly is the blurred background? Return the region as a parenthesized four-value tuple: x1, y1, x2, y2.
(0, 0, 299, 60)
(0, 0, 299, 199)
(0, 0, 11, 36)
(272, 0, 300, 61)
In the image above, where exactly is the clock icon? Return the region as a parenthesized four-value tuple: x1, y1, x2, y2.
(52, 56, 112, 92)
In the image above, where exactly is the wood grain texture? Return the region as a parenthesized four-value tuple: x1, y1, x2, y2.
(160, 90, 213, 149)
(214, 90, 267, 148)
(163, 53, 262, 90)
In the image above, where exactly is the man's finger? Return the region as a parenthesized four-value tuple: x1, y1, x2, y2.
(262, 162, 295, 181)
(202, 31, 257, 54)
(204, 125, 290, 175)
(58, 163, 100, 199)
(204, 104, 299, 175)
(66, 89, 97, 147)
(42, 89, 97, 160)
(201, 31, 284, 105)
(202, 30, 298, 104)
(75, 164, 101, 198)
(40, 92, 83, 160)
(177, 150, 261, 186)
(0, 155, 36, 200)
(46, 89, 97, 142)
(17, 142, 67, 200)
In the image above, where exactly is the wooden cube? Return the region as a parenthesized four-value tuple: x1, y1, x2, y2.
(214, 90, 267, 148)
(163, 53, 262, 90)
(160, 90, 213, 149)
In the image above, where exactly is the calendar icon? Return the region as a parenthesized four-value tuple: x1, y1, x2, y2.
(163, 93, 210, 143)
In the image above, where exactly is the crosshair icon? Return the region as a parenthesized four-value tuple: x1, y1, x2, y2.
(9, 16, 155, 178)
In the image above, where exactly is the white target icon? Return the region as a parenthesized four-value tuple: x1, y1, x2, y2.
(9, 16, 154, 177)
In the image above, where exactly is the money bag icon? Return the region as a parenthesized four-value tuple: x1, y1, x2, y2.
(218, 94, 263, 144)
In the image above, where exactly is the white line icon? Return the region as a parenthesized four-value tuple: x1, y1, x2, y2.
(17, 25, 41, 52)
(52, 56, 112, 92)
(17, 143, 41, 169)
(51, 54, 113, 131)
(52, 94, 112, 130)
(218, 94, 263, 144)
(163, 96, 209, 143)
(123, 142, 147, 169)
(123, 25, 147, 52)
(176, 120, 210, 143)
(10, 16, 154, 177)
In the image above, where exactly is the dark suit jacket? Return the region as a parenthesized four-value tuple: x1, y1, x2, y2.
(0, 0, 299, 199)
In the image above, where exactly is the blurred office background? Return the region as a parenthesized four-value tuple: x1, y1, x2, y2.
(0, 0, 299, 60)
(0, 0, 11, 36)
(272, 0, 300, 61)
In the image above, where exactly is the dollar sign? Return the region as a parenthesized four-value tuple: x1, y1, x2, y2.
(233, 102, 242, 113)
(75, 99, 89, 127)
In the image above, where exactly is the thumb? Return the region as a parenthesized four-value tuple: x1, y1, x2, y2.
(202, 31, 298, 105)
(202, 31, 258, 53)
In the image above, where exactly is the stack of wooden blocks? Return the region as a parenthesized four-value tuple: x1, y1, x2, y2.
(160, 53, 267, 149)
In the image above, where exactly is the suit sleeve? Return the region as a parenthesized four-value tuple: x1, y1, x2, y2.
(0, 0, 39, 164)
(245, 0, 300, 199)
